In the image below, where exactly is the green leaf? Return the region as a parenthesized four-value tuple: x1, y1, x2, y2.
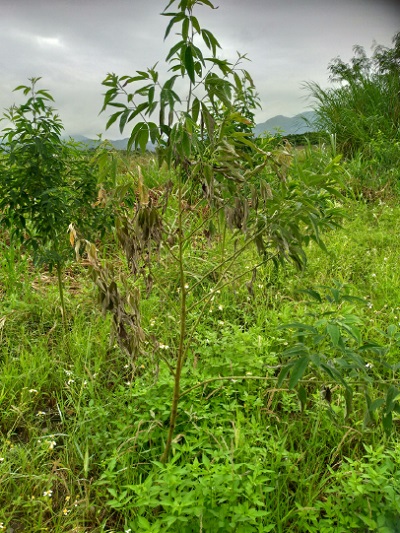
(164, 12, 186, 40)
(166, 40, 185, 62)
(119, 109, 130, 134)
(201, 103, 215, 138)
(289, 356, 309, 389)
(148, 122, 159, 144)
(136, 70, 150, 79)
(181, 130, 191, 157)
(184, 45, 195, 84)
(190, 15, 201, 34)
(326, 323, 340, 347)
(36, 89, 55, 101)
(138, 125, 149, 152)
(202, 454, 210, 468)
(385, 385, 400, 414)
(191, 97, 200, 123)
(148, 86, 155, 106)
(201, 28, 220, 56)
(137, 516, 151, 529)
(344, 387, 353, 420)
(182, 17, 189, 41)
(297, 385, 307, 412)
(198, 0, 217, 9)
(279, 322, 317, 334)
(296, 288, 322, 302)
(382, 412, 393, 435)
(277, 364, 292, 388)
(105, 111, 122, 130)
(369, 398, 385, 413)
(127, 122, 143, 151)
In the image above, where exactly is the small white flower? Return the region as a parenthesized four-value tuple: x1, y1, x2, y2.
(218, 305, 224, 311)
(0, 523, 5, 530)
(67, 379, 75, 385)
(365, 363, 373, 369)
(367, 302, 373, 309)
(159, 344, 169, 350)
(48, 440, 57, 450)
(0, 457, 4, 462)
(29, 389, 38, 394)
(371, 273, 377, 278)
(36, 411, 46, 416)
(64, 370, 73, 376)
(184, 284, 189, 290)
(43, 490, 53, 497)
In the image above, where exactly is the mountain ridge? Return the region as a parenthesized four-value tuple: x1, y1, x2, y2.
(68, 111, 318, 150)
(254, 111, 317, 137)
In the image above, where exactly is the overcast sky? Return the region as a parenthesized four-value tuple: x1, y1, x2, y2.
(1, 0, 399, 138)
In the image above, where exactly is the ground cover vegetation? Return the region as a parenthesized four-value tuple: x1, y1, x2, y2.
(0, 1, 399, 530)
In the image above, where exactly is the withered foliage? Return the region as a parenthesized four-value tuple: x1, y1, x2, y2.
(69, 225, 146, 364)
(116, 204, 163, 278)
(88, 242, 145, 362)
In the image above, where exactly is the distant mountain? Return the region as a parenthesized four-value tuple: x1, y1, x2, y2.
(65, 111, 318, 150)
(67, 135, 102, 149)
(66, 135, 153, 151)
(254, 111, 317, 137)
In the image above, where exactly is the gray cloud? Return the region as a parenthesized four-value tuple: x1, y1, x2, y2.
(1, 0, 399, 138)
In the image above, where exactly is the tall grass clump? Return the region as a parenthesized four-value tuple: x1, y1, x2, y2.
(306, 32, 400, 159)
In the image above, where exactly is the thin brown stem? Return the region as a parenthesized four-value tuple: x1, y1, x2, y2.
(161, 173, 187, 463)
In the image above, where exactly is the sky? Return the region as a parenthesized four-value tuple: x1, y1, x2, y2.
(1, 0, 399, 139)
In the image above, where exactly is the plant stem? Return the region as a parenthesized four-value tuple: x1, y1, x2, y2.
(161, 173, 187, 463)
(56, 262, 68, 335)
